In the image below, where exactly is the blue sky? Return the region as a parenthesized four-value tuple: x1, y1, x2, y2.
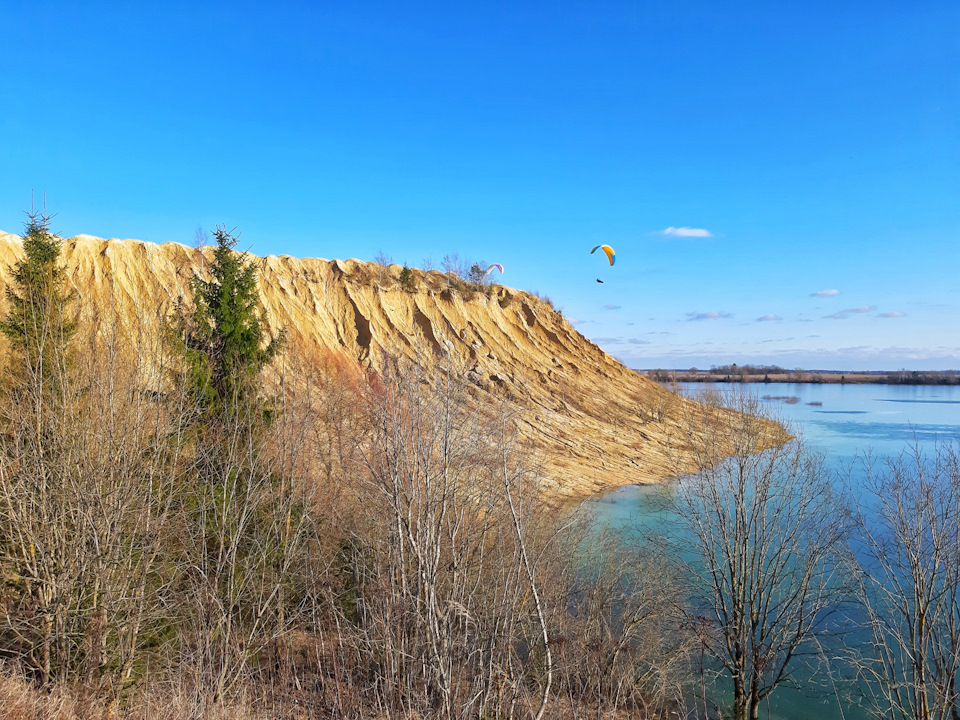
(1, 1, 957, 370)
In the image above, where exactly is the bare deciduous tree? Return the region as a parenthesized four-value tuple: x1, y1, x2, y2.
(373, 250, 392, 285)
(442, 253, 469, 289)
(667, 389, 848, 720)
(849, 442, 960, 720)
(193, 225, 207, 273)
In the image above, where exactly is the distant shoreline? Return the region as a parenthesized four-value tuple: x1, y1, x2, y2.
(638, 366, 960, 386)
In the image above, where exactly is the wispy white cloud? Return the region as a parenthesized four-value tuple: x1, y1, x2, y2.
(811, 289, 840, 298)
(660, 226, 713, 238)
(687, 311, 733, 321)
(756, 314, 782, 322)
(879, 311, 907, 318)
(628, 338, 651, 345)
(824, 306, 877, 320)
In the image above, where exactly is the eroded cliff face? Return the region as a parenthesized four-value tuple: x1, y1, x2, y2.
(0, 231, 730, 503)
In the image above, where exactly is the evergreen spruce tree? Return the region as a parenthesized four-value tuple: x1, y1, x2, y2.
(1, 211, 75, 392)
(174, 226, 283, 424)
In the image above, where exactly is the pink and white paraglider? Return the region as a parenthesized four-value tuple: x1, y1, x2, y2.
(484, 263, 504, 277)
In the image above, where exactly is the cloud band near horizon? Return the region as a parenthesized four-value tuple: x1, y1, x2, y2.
(687, 311, 733, 321)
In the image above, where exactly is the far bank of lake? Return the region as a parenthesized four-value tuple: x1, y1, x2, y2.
(639, 367, 960, 386)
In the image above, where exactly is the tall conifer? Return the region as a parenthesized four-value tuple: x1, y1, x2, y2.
(1, 211, 75, 391)
(174, 226, 283, 423)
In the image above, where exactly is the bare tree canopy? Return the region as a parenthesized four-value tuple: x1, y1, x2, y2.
(849, 442, 960, 720)
(665, 390, 849, 720)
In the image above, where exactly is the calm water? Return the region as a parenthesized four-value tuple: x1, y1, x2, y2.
(586, 382, 960, 720)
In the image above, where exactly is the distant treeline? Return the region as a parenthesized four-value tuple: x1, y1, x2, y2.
(707, 363, 788, 376)
(883, 369, 960, 385)
(644, 364, 960, 385)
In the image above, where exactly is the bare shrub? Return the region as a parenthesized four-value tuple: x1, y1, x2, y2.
(334, 355, 557, 718)
(0, 290, 186, 705)
(165, 353, 330, 713)
(548, 529, 694, 717)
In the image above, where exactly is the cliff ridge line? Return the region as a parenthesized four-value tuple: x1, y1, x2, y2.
(0, 231, 740, 502)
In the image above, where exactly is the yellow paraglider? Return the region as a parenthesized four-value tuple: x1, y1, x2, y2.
(590, 244, 615, 266)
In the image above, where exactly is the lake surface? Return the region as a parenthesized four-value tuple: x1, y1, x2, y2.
(586, 382, 960, 720)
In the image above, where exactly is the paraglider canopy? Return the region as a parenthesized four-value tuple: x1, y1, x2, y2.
(484, 263, 504, 276)
(590, 244, 615, 266)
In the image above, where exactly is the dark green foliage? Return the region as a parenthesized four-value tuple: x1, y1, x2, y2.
(468, 262, 485, 285)
(171, 226, 284, 421)
(399, 263, 415, 290)
(1, 211, 76, 388)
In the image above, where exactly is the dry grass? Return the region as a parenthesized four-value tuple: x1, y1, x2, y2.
(0, 669, 85, 720)
(0, 669, 283, 720)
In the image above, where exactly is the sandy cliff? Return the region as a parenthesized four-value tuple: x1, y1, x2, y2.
(0, 231, 732, 503)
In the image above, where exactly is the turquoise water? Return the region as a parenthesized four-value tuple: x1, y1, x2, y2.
(585, 382, 960, 720)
